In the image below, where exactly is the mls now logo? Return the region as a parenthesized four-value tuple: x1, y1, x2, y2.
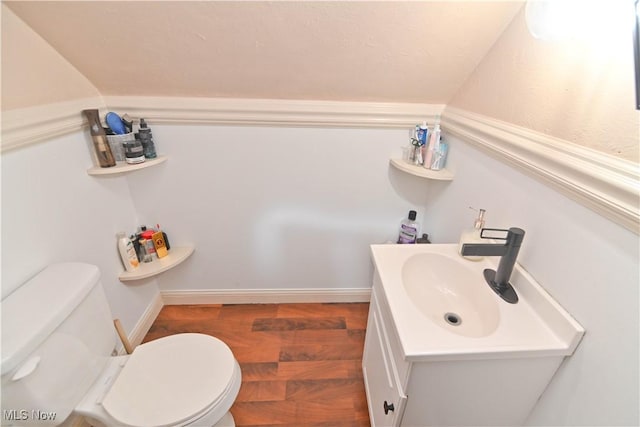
(3, 410, 28, 421)
(3, 409, 57, 421)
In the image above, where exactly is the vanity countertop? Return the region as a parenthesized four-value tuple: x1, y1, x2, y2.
(370, 244, 584, 362)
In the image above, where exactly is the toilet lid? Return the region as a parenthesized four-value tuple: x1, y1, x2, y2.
(102, 333, 236, 427)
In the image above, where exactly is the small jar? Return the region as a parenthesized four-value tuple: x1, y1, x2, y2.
(123, 137, 145, 164)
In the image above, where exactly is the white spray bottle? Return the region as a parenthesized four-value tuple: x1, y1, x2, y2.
(424, 119, 441, 169)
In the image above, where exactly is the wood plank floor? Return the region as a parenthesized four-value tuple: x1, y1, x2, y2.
(143, 303, 371, 427)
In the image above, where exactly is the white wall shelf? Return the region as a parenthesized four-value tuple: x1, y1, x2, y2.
(119, 246, 195, 282)
(389, 158, 454, 181)
(87, 155, 168, 176)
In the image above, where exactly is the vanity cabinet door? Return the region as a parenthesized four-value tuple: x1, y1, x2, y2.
(363, 293, 407, 427)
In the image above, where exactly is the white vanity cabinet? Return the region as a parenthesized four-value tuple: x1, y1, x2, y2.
(362, 248, 584, 427)
(362, 244, 584, 427)
(362, 283, 408, 426)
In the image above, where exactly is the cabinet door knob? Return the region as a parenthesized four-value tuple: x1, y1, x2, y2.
(384, 400, 395, 414)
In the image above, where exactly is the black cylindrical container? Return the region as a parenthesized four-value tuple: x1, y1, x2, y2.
(124, 135, 145, 164)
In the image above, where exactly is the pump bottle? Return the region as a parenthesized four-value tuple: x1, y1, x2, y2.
(458, 208, 486, 261)
(138, 118, 157, 159)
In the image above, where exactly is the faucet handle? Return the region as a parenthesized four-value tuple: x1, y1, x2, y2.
(479, 228, 510, 240)
(480, 227, 526, 245)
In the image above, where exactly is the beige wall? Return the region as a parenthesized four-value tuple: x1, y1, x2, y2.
(448, 7, 639, 162)
(4, 1, 521, 104)
(1, 4, 100, 111)
(3, 1, 637, 163)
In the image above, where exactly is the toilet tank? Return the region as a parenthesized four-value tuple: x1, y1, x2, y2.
(1, 263, 117, 426)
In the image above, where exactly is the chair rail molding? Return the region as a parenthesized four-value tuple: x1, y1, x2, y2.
(1, 97, 106, 153)
(441, 106, 640, 234)
(2, 96, 444, 152)
(101, 96, 444, 129)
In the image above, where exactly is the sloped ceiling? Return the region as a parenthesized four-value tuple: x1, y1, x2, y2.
(5, 1, 522, 103)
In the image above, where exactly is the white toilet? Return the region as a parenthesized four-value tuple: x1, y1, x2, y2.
(1, 263, 242, 427)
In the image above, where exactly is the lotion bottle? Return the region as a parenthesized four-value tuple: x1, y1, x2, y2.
(458, 208, 486, 261)
(117, 232, 139, 271)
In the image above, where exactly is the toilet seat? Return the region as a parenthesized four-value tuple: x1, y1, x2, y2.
(102, 333, 238, 427)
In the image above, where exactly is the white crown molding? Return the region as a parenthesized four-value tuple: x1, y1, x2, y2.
(161, 288, 372, 305)
(441, 106, 640, 234)
(101, 96, 445, 128)
(1, 97, 105, 153)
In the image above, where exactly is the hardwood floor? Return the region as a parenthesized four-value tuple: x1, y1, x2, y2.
(143, 303, 371, 427)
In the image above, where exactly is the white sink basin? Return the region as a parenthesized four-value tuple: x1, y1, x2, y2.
(402, 253, 500, 337)
(370, 243, 584, 361)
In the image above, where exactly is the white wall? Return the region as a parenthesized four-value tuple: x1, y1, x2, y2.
(423, 133, 639, 426)
(1, 4, 159, 338)
(1, 131, 159, 334)
(1, 117, 637, 425)
(124, 124, 431, 293)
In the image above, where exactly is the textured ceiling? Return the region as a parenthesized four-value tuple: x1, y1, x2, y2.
(6, 1, 523, 103)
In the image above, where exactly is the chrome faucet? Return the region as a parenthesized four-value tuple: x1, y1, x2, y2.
(460, 227, 525, 304)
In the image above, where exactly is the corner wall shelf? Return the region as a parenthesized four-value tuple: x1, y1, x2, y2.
(119, 246, 194, 282)
(389, 158, 454, 181)
(87, 155, 168, 176)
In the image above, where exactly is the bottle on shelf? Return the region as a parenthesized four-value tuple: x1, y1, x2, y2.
(152, 230, 168, 258)
(424, 121, 441, 169)
(397, 210, 420, 244)
(156, 223, 171, 250)
(138, 118, 157, 159)
(83, 109, 116, 168)
(430, 140, 449, 171)
(117, 232, 139, 272)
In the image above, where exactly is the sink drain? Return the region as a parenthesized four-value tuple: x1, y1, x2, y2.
(444, 312, 462, 326)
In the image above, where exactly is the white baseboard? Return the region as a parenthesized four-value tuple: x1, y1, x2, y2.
(127, 292, 164, 348)
(160, 288, 372, 305)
